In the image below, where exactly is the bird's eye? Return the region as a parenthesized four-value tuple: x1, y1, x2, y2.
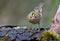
(32, 13, 35, 17)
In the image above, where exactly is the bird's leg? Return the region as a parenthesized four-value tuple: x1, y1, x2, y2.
(37, 22, 40, 32)
(27, 24, 32, 32)
(37, 22, 40, 28)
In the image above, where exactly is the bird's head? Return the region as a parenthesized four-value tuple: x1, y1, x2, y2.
(27, 11, 40, 24)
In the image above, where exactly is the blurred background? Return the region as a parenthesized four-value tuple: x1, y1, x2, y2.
(0, 0, 59, 28)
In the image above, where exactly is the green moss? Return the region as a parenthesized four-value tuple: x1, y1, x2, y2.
(0, 34, 8, 41)
(37, 30, 60, 41)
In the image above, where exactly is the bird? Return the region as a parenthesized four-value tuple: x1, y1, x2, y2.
(27, 2, 44, 29)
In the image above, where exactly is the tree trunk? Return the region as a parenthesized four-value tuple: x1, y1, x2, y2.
(50, 5, 60, 34)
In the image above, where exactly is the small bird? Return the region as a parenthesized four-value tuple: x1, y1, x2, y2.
(27, 2, 44, 28)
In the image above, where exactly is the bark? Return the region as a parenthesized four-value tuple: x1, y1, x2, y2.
(50, 5, 60, 34)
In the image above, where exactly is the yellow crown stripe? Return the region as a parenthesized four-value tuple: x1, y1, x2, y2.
(32, 13, 35, 17)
